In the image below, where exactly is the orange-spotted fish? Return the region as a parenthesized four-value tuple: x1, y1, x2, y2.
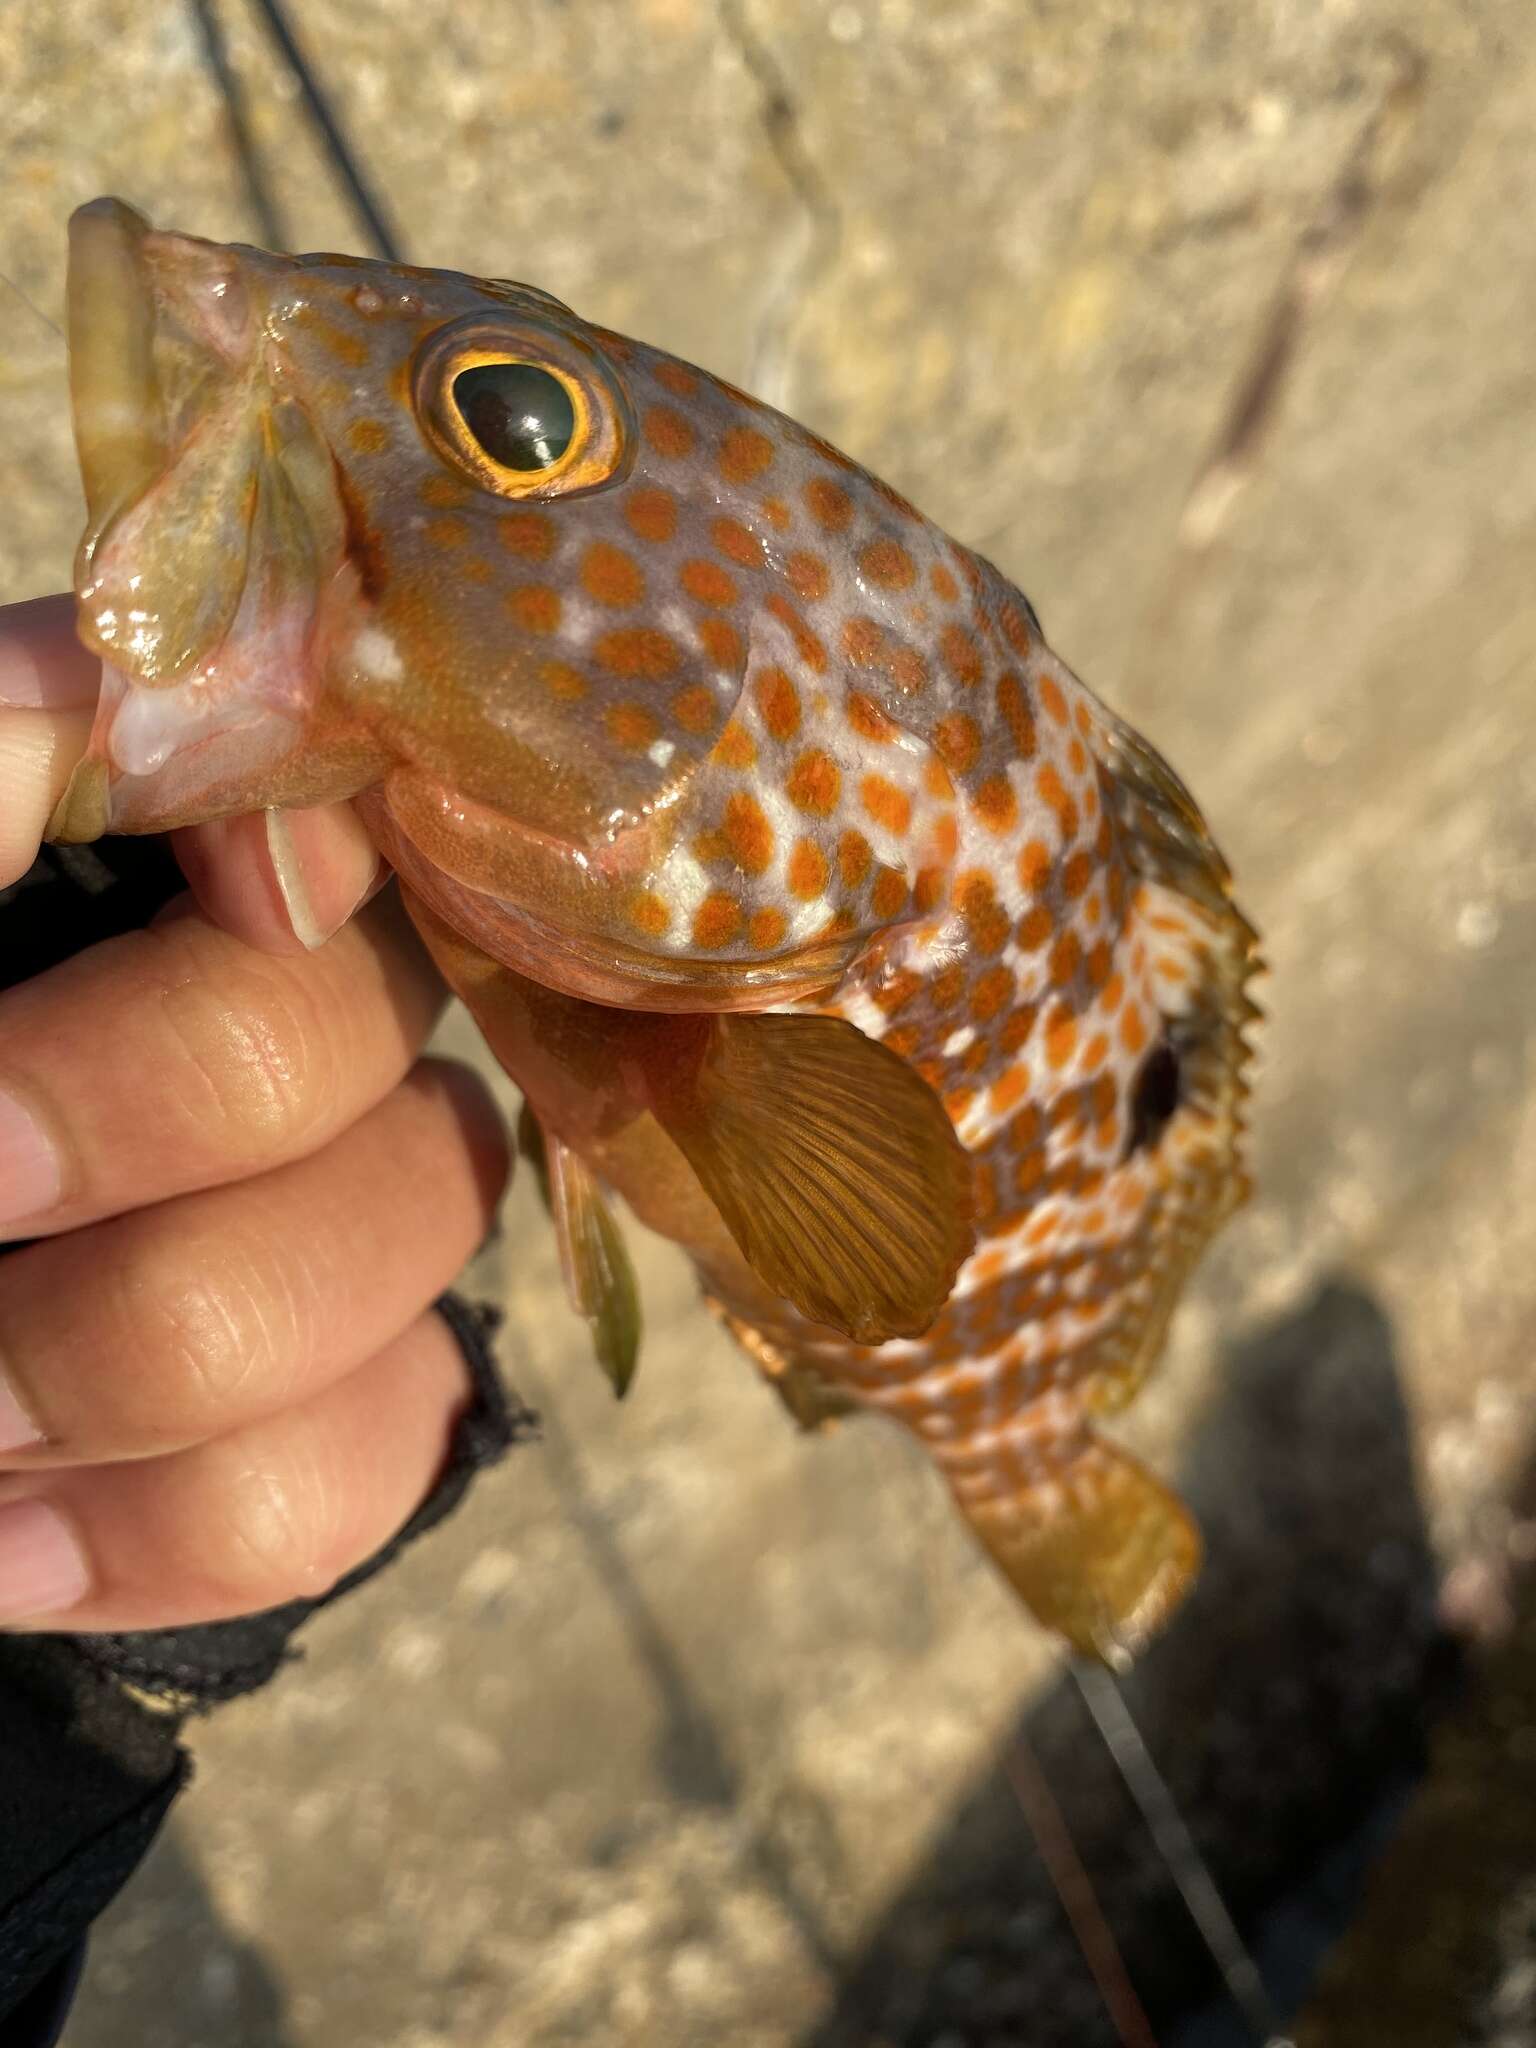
(50, 198, 1259, 1660)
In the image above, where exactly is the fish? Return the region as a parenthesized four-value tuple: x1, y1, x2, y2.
(49, 197, 1260, 1662)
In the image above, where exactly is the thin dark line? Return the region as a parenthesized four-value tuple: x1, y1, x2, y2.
(245, 0, 407, 262)
(188, 0, 289, 252)
(1002, 1729, 1159, 2048)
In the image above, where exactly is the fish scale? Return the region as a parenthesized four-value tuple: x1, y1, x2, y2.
(52, 197, 1260, 1661)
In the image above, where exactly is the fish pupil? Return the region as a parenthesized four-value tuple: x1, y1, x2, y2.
(1128, 1037, 1182, 1156)
(453, 362, 575, 471)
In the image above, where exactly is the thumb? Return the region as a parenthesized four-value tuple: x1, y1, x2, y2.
(0, 594, 99, 887)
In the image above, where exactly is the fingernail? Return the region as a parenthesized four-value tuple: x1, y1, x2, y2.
(0, 1086, 62, 1231)
(265, 806, 379, 951)
(0, 1498, 90, 1625)
(0, 1372, 43, 1455)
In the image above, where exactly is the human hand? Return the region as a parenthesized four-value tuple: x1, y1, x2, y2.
(0, 595, 511, 1630)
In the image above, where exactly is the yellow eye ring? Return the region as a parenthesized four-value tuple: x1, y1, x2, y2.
(411, 312, 634, 501)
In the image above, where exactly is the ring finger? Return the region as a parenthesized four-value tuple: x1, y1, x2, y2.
(0, 1307, 478, 1631)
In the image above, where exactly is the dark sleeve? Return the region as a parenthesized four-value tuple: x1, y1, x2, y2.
(0, 842, 535, 2038)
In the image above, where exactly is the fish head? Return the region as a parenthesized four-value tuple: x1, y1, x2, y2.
(63, 199, 961, 1006)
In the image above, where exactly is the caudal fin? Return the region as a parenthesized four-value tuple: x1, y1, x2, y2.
(946, 1424, 1201, 1662)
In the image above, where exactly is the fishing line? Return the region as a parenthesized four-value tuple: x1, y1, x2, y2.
(189, 0, 289, 252)
(243, 0, 405, 264)
(0, 274, 65, 349)
(1072, 1658, 1295, 2048)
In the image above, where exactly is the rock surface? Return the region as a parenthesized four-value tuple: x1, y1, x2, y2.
(0, 1, 1532, 2041)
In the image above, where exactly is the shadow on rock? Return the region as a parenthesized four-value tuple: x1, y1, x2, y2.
(804, 1278, 1457, 2048)
(67, 1823, 294, 2048)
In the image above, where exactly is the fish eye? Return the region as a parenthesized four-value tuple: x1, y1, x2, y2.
(452, 362, 576, 472)
(412, 313, 634, 502)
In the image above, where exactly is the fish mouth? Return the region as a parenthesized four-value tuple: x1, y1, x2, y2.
(67, 198, 166, 541)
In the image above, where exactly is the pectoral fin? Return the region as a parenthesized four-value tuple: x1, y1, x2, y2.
(519, 1104, 641, 1399)
(648, 1012, 975, 1347)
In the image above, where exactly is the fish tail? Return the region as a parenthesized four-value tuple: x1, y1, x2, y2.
(935, 1400, 1201, 1662)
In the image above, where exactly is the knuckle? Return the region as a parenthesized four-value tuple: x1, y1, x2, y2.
(207, 1434, 358, 1607)
(110, 1223, 288, 1439)
(147, 933, 345, 1163)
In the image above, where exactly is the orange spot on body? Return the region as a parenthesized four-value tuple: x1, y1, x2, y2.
(804, 477, 853, 532)
(1120, 1004, 1149, 1055)
(924, 758, 956, 802)
(973, 773, 1019, 834)
(693, 893, 743, 948)
(1001, 602, 1034, 656)
(1039, 676, 1069, 726)
(930, 964, 967, 1013)
(838, 829, 872, 888)
(914, 865, 948, 913)
(970, 964, 1014, 1023)
(419, 473, 470, 507)
(848, 692, 897, 743)
(749, 907, 788, 950)
(1050, 932, 1082, 987)
(712, 721, 757, 770)
(424, 515, 470, 549)
(596, 628, 681, 680)
(699, 616, 744, 670)
(539, 659, 586, 701)
(719, 425, 776, 483)
(859, 538, 917, 590)
(990, 1066, 1030, 1115)
(507, 584, 562, 634)
(653, 359, 698, 398)
(940, 622, 985, 686)
(931, 561, 960, 603)
(1017, 905, 1054, 951)
(762, 496, 792, 530)
(582, 540, 645, 608)
(625, 487, 677, 544)
(724, 792, 775, 874)
(681, 558, 739, 608)
(606, 702, 659, 749)
(767, 593, 827, 671)
(862, 774, 912, 836)
(1045, 1006, 1078, 1070)
(788, 839, 830, 898)
(673, 685, 719, 734)
(871, 867, 910, 919)
(787, 749, 841, 814)
(997, 672, 1036, 759)
(348, 418, 390, 454)
(712, 516, 764, 568)
(498, 510, 556, 560)
(935, 712, 981, 775)
(645, 405, 695, 458)
(754, 667, 801, 740)
(787, 550, 831, 601)
(629, 890, 671, 937)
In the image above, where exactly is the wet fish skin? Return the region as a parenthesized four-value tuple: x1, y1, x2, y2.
(55, 198, 1260, 1660)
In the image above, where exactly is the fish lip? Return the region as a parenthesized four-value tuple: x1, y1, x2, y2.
(67, 198, 165, 543)
(68, 198, 259, 565)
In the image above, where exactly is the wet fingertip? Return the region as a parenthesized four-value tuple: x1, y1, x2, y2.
(0, 595, 103, 710)
(0, 706, 95, 888)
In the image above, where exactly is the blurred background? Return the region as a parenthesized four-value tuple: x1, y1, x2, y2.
(3, 2, 1534, 2042)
